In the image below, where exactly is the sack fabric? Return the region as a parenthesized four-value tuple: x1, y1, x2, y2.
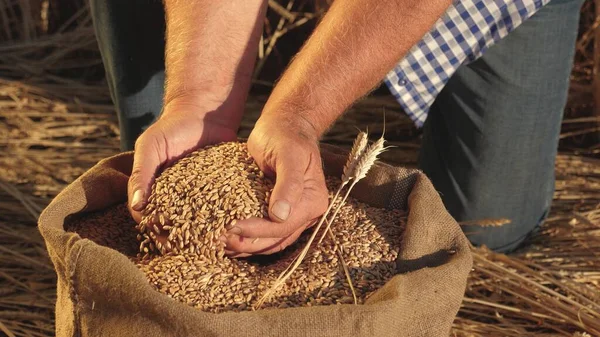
(39, 146, 472, 337)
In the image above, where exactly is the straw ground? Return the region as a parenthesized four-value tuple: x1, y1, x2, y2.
(1, 1, 600, 336)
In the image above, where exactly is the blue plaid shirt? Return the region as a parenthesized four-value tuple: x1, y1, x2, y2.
(384, 0, 550, 127)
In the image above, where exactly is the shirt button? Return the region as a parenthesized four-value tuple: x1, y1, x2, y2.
(399, 79, 407, 86)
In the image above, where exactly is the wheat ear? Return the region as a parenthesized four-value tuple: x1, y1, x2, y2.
(317, 137, 387, 244)
(341, 131, 369, 184)
(458, 218, 512, 227)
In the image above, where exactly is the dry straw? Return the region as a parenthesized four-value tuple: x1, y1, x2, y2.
(458, 218, 512, 227)
(2, 0, 600, 335)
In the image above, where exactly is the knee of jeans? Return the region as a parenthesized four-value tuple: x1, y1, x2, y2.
(462, 206, 550, 253)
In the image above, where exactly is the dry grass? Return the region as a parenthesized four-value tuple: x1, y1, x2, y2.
(1, 1, 600, 336)
(0, 185, 55, 337)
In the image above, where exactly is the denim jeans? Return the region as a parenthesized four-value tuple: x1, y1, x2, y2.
(91, 0, 583, 252)
(90, 0, 166, 151)
(419, 0, 583, 252)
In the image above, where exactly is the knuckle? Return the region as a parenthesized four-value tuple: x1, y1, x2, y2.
(317, 202, 328, 216)
(275, 222, 298, 238)
(276, 226, 293, 238)
(306, 218, 318, 229)
(130, 165, 144, 177)
(134, 125, 162, 152)
(133, 132, 148, 151)
(129, 167, 144, 184)
(318, 193, 329, 213)
(276, 241, 287, 253)
(285, 177, 304, 193)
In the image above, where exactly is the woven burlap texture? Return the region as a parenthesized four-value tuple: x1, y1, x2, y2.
(39, 145, 472, 337)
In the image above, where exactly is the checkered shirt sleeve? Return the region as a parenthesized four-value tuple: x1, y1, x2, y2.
(384, 0, 550, 127)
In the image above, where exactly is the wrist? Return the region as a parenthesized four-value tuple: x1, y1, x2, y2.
(260, 78, 343, 138)
(256, 111, 320, 145)
(163, 79, 240, 110)
(161, 94, 242, 131)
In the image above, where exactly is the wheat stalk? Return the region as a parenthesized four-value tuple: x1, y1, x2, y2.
(316, 132, 368, 306)
(459, 218, 512, 227)
(321, 131, 369, 227)
(254, 192, 337, 308)
(325, 227, 357, 304)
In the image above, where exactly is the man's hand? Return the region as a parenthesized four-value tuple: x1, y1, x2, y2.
(128, 98, 238, 223)
(222, 116, 329, 256)
(131, 0, 451, 256)
(221, 0, 451, 256)
(128, 0, 266, 222)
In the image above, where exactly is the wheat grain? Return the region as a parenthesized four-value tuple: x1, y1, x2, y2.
(136, 142, 274, 259)
(64, 141, 407, 313)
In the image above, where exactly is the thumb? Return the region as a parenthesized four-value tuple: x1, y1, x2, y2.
(268, 153, 306, 222)
(128, 132, 164, 221)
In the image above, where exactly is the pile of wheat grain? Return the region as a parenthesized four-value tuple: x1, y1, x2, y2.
(137, 142, 273, 258)
(65, 204, 139, 257)
(66, 142, 407, 313)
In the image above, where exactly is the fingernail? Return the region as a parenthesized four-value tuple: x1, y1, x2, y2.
(272, 200, 290, 221)
(227, 226, 242, 235)
(131, 190, 144, 211)
(219, 235, 228, 243)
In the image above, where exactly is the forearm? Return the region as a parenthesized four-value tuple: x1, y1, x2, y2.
(164, 0, 267, 123)
(262, 0, 451, 136)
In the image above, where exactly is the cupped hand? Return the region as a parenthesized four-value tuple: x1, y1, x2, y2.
(127, 97, 239, 223)
(222, 116, 329, 256)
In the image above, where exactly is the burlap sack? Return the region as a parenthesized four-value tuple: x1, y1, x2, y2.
(39, 146, 472, 337)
